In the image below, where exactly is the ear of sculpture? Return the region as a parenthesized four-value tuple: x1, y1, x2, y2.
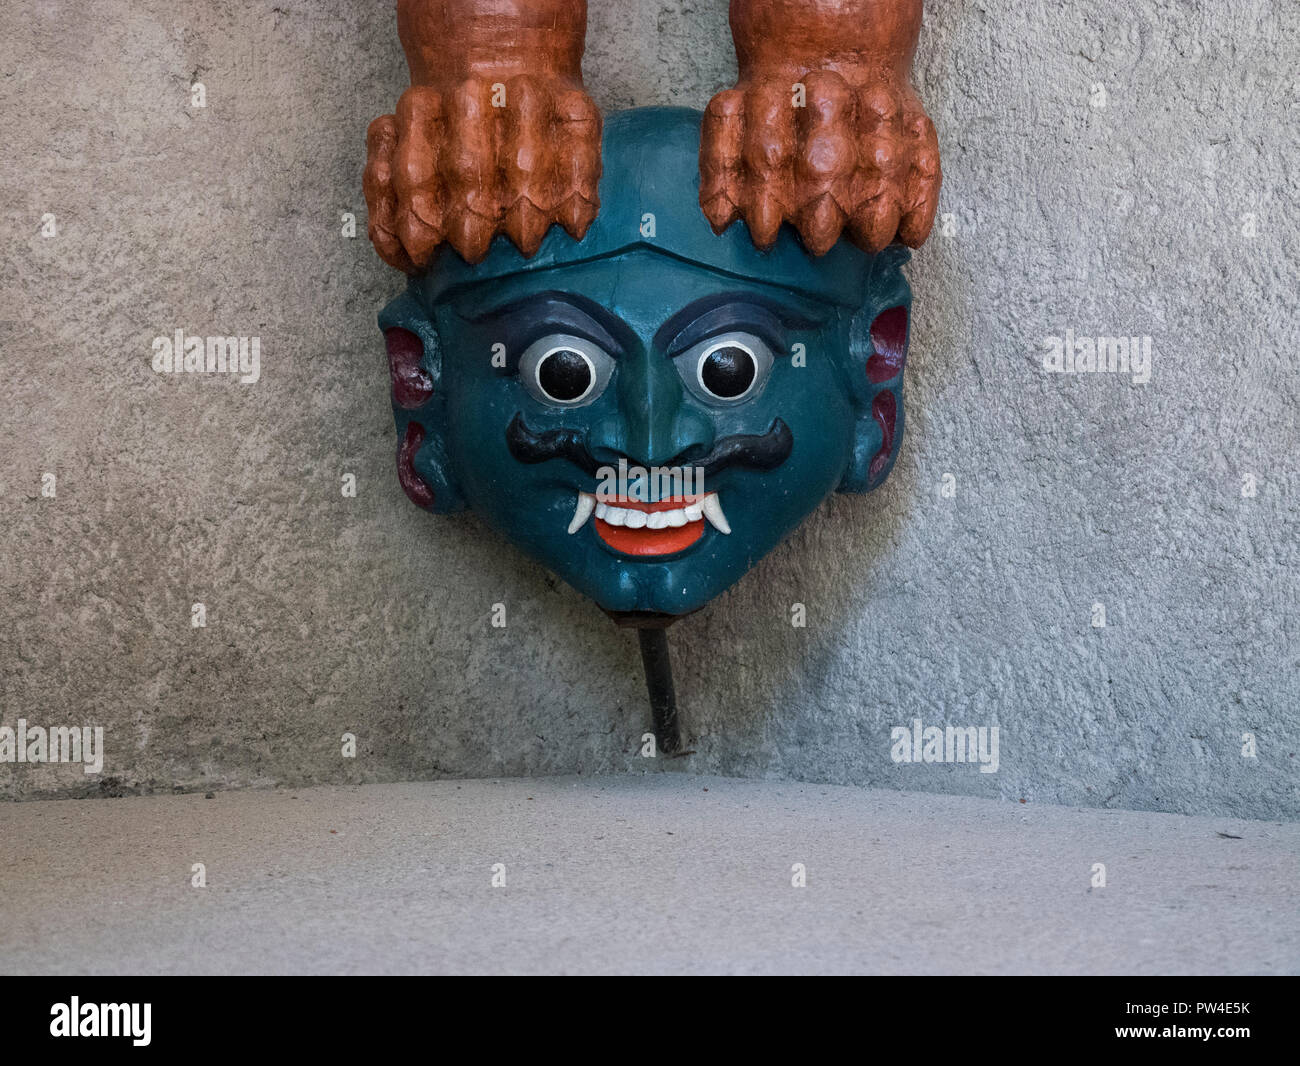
(365, 0, 602, 270)
(838, 245, 913, 493)
(378, 292, 467, 514)
(701, 0, 941, 256)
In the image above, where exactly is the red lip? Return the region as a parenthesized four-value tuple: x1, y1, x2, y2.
(592, 495, 706, 557)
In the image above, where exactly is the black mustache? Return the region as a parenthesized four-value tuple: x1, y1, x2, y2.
(505, 416, 603, 477)
(695, 418, 793, 478)
(505, 414, 793, 479)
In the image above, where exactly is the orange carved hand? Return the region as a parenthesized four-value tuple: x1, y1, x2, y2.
(364, 0, 601, 270)
(700, 0, 941, 256)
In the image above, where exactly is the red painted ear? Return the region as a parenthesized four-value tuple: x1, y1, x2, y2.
(868, 391, 897, 484)
(866, 305, 909, 384)
(397, 422, 435, 508)
(385, 327, 433, 408)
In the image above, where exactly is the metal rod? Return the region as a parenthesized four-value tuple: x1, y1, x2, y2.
(637, 627, 680, 754)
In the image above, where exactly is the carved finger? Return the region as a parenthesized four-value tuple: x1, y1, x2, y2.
(553, 88, 602, 240)
(700, 88, 746, 233)
(898, 104, 941, 247)
(850, 193, 903, 254)
(848, 84, 904, 252)
(393, 86, 446, 268)
(364, 115, 415, 273)
(499, 75, 559, 256)
(740, 81, 795, 249)
(441, 78, 499, 264)
(792, 70, 857, 254)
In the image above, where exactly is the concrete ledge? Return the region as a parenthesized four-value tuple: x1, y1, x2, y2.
(1, 775, 1295, 975)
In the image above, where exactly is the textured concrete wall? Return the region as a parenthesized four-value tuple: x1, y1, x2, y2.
(1, 0, 1296, 817)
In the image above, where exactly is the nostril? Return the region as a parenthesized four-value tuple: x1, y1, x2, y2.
(661, 410, 716, 470)
(598, 448, 701, 474)
(590, 425, 713, 473)
(866, 305, 909, 384)
(660, 441, 711, 469)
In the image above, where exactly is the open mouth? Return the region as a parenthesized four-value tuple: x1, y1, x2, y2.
(567, 492, 730, 556)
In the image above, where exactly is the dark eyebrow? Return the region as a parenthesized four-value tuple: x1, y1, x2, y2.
(655, 293, 822, 356)
(464, 291, 626, 355)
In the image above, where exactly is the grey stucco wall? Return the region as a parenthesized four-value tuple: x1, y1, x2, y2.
(1, 0, 1296, 817)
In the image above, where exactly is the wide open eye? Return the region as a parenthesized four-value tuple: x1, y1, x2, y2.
(518, 334, 614, 408)
(678, 332, 773, 405)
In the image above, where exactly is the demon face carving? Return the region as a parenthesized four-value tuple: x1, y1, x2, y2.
(366, 0, 938, 627)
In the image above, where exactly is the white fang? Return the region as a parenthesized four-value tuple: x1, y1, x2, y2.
(568, 493, 596, 534)
(701, 494, 730, 534)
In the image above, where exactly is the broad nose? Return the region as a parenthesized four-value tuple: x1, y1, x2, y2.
(588, 348, 713, 469)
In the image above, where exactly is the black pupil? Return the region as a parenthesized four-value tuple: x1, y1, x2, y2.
(701, 345, 755, 398)
(538, 349, 592, 401)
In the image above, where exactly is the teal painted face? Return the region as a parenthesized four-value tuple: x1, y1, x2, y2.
(380, 108, 913, 617)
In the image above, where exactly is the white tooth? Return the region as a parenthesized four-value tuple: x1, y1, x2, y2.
(646, 511, 668, 529)
(605, 507, 627, 527)
(625, 509, 648, 529)
(595, 502, 609, 520)
(701, 493, 730, 534)
(567, 493, 595, 534)
(684, 501, 704, 522)
(665, 509, 687, 527)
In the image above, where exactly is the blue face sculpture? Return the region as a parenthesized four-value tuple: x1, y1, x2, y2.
(379, 107, 912, 618)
